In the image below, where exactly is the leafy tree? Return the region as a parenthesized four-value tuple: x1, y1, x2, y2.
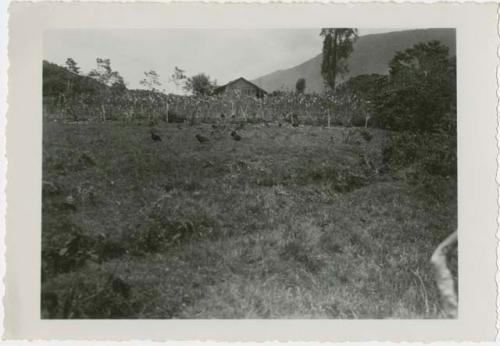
(376, 40, 455, 133)
(65, 58, 80, 74)
(88, 58, 125, 87)
(140, 70, 162, 92)
(184, 73, 217, 96)
(336, 74, 389, 127)
(110, 78, 127, 95)
(170, 66, 187, 93)
(338, 74, 388, 101)
(87, 58, 126, 121)
(62, 59, 80, 98)
(295, 78, 306, 94)
(140, 70, 169, 123)
(380, 40, 457, 185)
(320, 28, 358, 90)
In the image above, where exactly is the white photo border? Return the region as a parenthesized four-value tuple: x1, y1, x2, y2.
(4, 1, 498, 341)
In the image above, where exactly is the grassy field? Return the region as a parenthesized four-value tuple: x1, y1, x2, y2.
(42, 120, 457, 319)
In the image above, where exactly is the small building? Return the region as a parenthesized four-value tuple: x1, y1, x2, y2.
(214, 77, 267, 98)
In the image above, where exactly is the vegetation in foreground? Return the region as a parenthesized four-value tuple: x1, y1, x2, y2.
(41, 34, 457, 319)
(42, 121, 456, 319)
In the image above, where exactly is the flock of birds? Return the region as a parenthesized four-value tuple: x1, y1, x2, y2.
(150, 127, 243, 144)
(149, 117, 244, 144)
(148, 110, 299, 144)
(148, 111, 299, 144)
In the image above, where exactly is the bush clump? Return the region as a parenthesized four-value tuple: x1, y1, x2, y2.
(42, 270, 137, 319)
(300, 165, 369, 193)
(128, 207, 219, 255)
(167, 110, 186, 123)
(382, 131, 456, 179)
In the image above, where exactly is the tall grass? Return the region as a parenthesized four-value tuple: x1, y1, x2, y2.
(42, 121, 456, 319)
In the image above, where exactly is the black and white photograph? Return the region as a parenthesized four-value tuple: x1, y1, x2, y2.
(40, 28, 458, 319)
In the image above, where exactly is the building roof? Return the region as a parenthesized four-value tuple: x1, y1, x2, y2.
(214, 77, 268, 95)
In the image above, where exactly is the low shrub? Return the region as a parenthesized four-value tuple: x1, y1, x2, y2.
(42, 222, 97, 279)
(359, 128, 373, 142)
(42, 270, 137, 319)
(127, 206, 219, 255)
(42, 221, 129, 281)
(382, 131, 456, 179)
(382, 130, 456, 202)
(299, 165, 369, 193)
(167, 110, 186, 123)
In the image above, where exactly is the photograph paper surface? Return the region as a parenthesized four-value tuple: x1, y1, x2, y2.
(4, 2, 498, 341)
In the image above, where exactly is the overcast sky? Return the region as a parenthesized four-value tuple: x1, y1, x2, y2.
(44, 29, 405, 93)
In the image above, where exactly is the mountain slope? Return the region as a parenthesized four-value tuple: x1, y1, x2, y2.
(252, 29, 456, 94)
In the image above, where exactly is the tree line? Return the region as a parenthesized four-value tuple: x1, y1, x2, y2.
(59, 57, 218, 96)
(46, 29, 456, 139)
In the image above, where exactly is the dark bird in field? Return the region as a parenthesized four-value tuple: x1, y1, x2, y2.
(220, 113, 226, 119)
(231, 130, 242, 141)
(111, 276, 131, 299)
(278, 122, 282, 127)
(150, 129, 162, 142)
(164, 182, 174, 192)
(196, 134, 209, 143)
